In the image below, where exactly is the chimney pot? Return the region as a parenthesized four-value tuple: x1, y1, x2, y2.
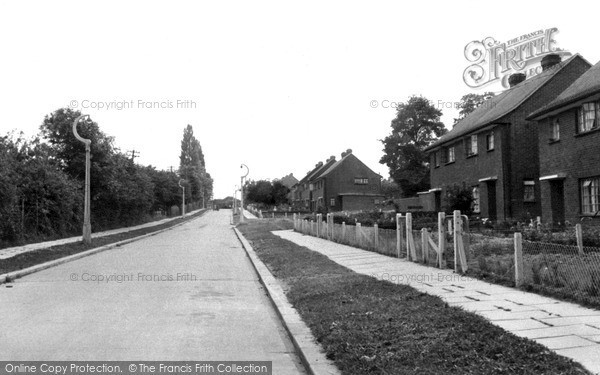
(341, 151, 346, 158)
(541, 53, 562, 71)
(508, 73, 526, 87)
(346, 148, 352, 154)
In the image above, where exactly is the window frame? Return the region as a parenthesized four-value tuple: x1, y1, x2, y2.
(523, 180, 536, 203)
(486, 131, 495, 151)
(354, 177, 369, 185)
(465, 134, 478, 157)
(581, 176, 600, 215)
(577, 101, 600, 134)
(444, 146, 455, 164)
(330, 198, 335, 207)
(551, 118, 560, 141)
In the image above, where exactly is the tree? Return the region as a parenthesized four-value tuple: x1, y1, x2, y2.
(179, 125, 212, 206)
(380, 96, 447, 197)
(453, 92, 496, 124)
(244, 180, 289, 208)
(443, 184, 474, 214)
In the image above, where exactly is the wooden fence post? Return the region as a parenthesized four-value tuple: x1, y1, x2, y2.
(453, 210, 469, 273)
(342, 222, 346, 243)
(356, 223, 362, 248)
(438, 212, 445, 269)
(576, 224, 584, 255)
(514, 232, 524, 287)
(374, 223, 379, 250)
(406, 213, 416, 261)
(421, 228, 428, 263)
(396, 213, 403, 258)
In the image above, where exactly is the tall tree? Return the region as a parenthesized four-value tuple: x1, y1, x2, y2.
(453, 92, 496, 124)
(380, 96, 447, 197)
(179, 125, 212, 205)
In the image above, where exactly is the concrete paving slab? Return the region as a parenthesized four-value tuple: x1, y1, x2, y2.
(493, 318, 551, 331)
(534, 335, 597, 350)
(555, 345, 600, 374)
(514, 324, 600, 339)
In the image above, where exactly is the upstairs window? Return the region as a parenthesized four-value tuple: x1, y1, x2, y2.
(354, 178, 369, 185)
(524, 180, 535, 202)
(486, 131, 495, 151)
(465, 134, 478, 156)
(330, 198, 335, 206)
(581, 177, 600, 215)
(578, 102, 600, 133)
(551, 118, 560, 141)
(443, 146, 455, 163)
(434, 151, 440, 168)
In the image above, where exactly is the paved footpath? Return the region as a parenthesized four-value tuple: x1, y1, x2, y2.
(0, 211, 307, 374)
(275, 229, 600, 374)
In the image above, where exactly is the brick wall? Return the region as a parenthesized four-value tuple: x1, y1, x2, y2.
(538, 96, 600, 223)
(325, 154, 382, 212)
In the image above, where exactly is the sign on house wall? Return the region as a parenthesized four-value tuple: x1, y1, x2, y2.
(463, 27, 571, 90)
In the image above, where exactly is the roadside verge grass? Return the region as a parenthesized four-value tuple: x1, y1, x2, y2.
(0, 210, 207, 276)
(238, 220, 589, 375)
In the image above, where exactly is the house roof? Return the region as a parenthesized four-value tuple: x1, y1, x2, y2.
(278, 173, 299, 188)
(297, 158, 336, 185)
(425, 54, 585, 151)
(528, 59, 600, 120)
(318, 152, 380, 180)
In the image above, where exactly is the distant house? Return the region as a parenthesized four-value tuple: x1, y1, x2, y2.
(276, 173, 299, 204)
(293, 149, 383, 212)
(528, 59, 600, 224)
(423, 54, 591, 222)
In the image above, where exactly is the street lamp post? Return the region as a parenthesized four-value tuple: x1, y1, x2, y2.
(179, 179, 186, 216)
(72, 115, 92, 245)
(240, 164, 249, 223)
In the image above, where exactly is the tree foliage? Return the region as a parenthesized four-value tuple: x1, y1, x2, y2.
(443, 184, 474, 214)
(453, 92, 496, 124)
(380, 96, 447, 197)
(179, 125, 213, 205)
(244, 180, 289, 208)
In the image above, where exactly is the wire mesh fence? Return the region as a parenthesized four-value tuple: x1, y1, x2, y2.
(521, 241, 600, 307)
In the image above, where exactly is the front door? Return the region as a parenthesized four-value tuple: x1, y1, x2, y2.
(487, 181, 497, 221)
(550, 180, 565, 225)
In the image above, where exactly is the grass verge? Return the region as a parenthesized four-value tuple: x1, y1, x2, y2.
(238, 219, 589, 375)
(0, 210, 207, 275)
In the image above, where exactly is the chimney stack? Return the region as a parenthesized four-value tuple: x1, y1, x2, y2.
(508, 73, 526, 87)
(541, 53, 562, 72)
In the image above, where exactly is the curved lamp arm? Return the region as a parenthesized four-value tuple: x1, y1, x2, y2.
(240, 164, 249, 178)
(72, 115, 91, 147)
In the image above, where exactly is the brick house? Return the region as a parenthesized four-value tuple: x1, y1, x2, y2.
(292, 157, 337, 210)
(528, 59, 600, 224)
(423, 54, 591, 222)
(292, 149, 383, 212)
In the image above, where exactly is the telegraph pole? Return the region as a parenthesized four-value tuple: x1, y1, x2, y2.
(128, 149, 139, 162)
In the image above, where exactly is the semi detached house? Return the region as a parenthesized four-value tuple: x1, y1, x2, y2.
(291, 149, 383, 212)
(423, 53, 591, 222)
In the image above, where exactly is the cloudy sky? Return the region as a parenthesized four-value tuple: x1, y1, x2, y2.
(1, 1, 599, 199)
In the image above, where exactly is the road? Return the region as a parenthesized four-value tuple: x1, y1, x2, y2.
(0, 210, 306, 374)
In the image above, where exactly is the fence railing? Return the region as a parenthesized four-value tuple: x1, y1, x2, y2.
(293, 211, 471, 271)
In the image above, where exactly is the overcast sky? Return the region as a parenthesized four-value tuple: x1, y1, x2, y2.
(1, 1, 599, 199)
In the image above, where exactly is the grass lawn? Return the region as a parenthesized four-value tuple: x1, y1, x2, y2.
(0, 210, 207, 276)
(238, 219, 590, 375)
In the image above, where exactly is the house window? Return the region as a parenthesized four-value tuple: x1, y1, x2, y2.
(581, 177, 600, 214)
(443, 146, 455, 163)
(465, 134, 478, 156)
(551, 118, 560, 141)
(472, 186, 480, 213)
(354, 178, 368, 185)
(434, 151, 440, 168)
(486, 131, 494, 151)
(330, 198, 335, 207)
(578, 102, 600, 133)
(524, 180, 535, 202)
